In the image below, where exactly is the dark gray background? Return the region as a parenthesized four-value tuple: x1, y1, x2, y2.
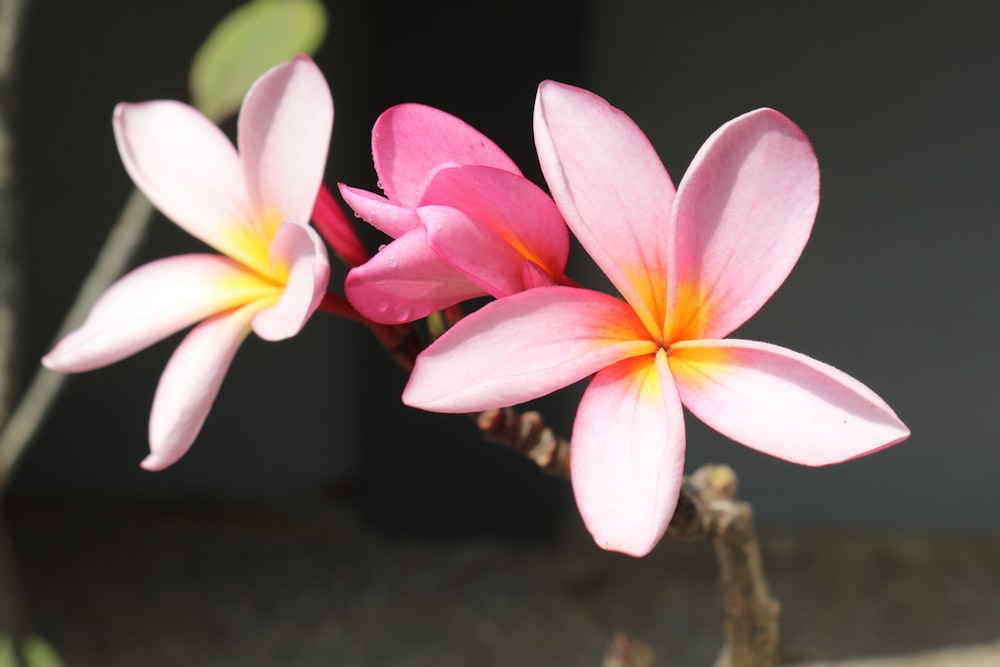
(10, 0, 999, 538)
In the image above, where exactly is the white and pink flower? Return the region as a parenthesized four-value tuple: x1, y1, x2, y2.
(43, 56, 333, 470)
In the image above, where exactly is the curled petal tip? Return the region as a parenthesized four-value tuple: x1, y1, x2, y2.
(139, 452, 172, 472)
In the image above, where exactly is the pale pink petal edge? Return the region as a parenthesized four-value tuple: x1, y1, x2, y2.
(670, 339, 909, 466)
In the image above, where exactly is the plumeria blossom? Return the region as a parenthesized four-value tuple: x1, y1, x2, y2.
(341, 103, 570, 324)
(403, 81, 910, 557)
(42, 56, 333, 470)
(312, 183, 370, 269)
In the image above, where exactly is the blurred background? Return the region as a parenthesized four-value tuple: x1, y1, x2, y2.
(3, 0, 999, 665)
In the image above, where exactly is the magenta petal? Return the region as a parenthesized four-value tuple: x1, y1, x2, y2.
(338, 184, 421, 238)
(42, 255, 265, 373)
(522, 261, 559, 289)
(571, 351, 685, 557)
(669, 339, 910, 466)
(372, 103, 521, 208)
(402, 287, 658, 412)
(143, 304, 261, 470)
(252, 223, 330, 341)
(670, 108, 819, 339)
(344, 228, 482, 324)
(238, 55, 333, 226)
(419, 205, 522, 296)
(420, 165, 569, 293)
(312, 184, 369, 268)
(533, 81, 675, 333)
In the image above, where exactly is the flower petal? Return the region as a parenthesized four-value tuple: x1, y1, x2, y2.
(42, 254, 278, 373)
(420, 165, 569, 295)
(114, 101, 256, 259)
(533, 81, 675, 336)
(312, 183, 369, 268)
(419, 204, 522, 296)
(372, 103, 521, 208)
(669, 339, 910, 465)
(522, 261, 559, 289)
(571, 350, 685, 557)
(143, 303, 262, 470)
(668, 109, 819, 341)
(402, 287, 657, 412)
(252, 223, 330, 341)
(344, 228, 482, 324)
(338, 184, 421, 238)
(238, 55, 333, 227)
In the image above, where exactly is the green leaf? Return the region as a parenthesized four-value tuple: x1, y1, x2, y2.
(22, 637, 65, 667)
(190, 0, 328, 122)
(0, 635, 66, 667)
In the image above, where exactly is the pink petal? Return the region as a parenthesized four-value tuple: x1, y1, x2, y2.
(669, 339, 910, 466)
(312, 183, 369, 268)
(372, 103, 521, 208)
(533, 81, 674, 336)
(114, 101, 257, 258)
(344, 228, 483, 324)
(238, 55, 333, 228)
(522, 261, 559, 289)
(143, 303, 262, 470)
(419, 205, 522, 296)
(668, 109, 819, 341)
(252, 223, 330, 341)
(338, 184, 421, 238)
(42, 255, 276, 373)
(571, 351, 685, 557)
(402, 287, 658, 412)
(420, 165, 569, 295)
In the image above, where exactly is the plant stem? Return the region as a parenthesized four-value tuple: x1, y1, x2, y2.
(0, 188, 153, 493)
(0, 0, 32, 662)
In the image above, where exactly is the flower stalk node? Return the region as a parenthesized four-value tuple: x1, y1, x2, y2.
(476, 408, 569, 476)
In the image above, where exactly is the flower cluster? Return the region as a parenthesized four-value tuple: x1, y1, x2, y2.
(45, 57, 908, 556)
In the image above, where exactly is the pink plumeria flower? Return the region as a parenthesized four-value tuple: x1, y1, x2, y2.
(340, 103, 569, 324)
(312, 183, 370, 269)
(403, 81, 910, 557)
(42, 56, 332, 470)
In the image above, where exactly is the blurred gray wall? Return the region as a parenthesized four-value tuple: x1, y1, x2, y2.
(9, 0, 1000, 536)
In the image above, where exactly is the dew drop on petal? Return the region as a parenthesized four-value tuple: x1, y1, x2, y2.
(377, 244, 387, 252)
(388, 259, 397, 268)
(376, 180, 384, 190)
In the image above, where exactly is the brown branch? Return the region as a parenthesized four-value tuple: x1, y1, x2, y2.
(681, 465, 782, 667)
(476, 408, 569, 476)
(469, 406, 780, 667)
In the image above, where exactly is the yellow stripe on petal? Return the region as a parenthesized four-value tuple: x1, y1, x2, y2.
(621, 263, 668, 342)
(666, 281, 713, 343)
(213, 267, 285, 309)
(219, 210, 287, 282)
(667, 343, 733, 390)
(614, 350, 668, 406)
